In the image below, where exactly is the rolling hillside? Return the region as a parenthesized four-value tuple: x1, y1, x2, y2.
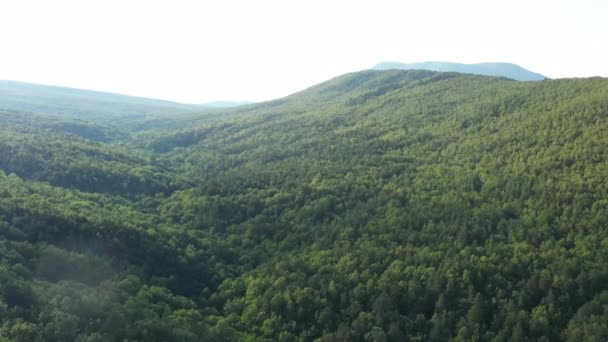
(0, 80, 203, 130)
(1, 70, 608, 341)
(373, 61, 546, 81)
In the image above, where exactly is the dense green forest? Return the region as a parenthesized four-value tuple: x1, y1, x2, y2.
(1, 70, 608, 341)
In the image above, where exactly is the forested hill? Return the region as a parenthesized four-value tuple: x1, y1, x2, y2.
(0, 80, 203, 129)
(372, 61, 546, 81)
(2, 70, 608, 341)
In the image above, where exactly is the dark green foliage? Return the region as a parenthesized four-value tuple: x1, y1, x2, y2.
(0, 113, 186, 196)
(1, 70, 608, 340)
(0, 110, 128, 142)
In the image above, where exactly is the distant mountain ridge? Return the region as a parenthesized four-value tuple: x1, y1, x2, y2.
(0, 80, 207, 129)
(372, 61, 546, 81)
(197, 100, 254, 108)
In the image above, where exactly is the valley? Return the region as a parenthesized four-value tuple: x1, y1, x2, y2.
(1, 70, 608, 341)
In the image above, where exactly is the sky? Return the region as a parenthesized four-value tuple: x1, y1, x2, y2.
(0, 0, 606, 103)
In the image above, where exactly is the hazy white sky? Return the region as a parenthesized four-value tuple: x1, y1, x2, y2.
(0, 0, 606, 103)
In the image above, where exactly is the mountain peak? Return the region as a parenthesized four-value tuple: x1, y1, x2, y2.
(372, 61, 546, 81)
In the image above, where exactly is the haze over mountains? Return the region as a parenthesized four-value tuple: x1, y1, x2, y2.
(0, 80, 203, 125)
(373, 61, 547, 81)
(0, 80, 254, 125)
(198, 101, 255, 108)
(0, 60, 544, 121)
(1, 68, 608, 340)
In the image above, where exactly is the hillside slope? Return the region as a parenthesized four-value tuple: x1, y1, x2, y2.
(1, 70, 608, 341)
(0, 80, 203, 129)
(373, 61, 546, 81)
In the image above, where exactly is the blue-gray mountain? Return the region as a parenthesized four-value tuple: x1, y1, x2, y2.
(372, 61, 546, 81)
(197, 101, 254, 108)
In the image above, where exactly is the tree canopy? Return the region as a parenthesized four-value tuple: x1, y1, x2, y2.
(1, 70, 608, 340)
